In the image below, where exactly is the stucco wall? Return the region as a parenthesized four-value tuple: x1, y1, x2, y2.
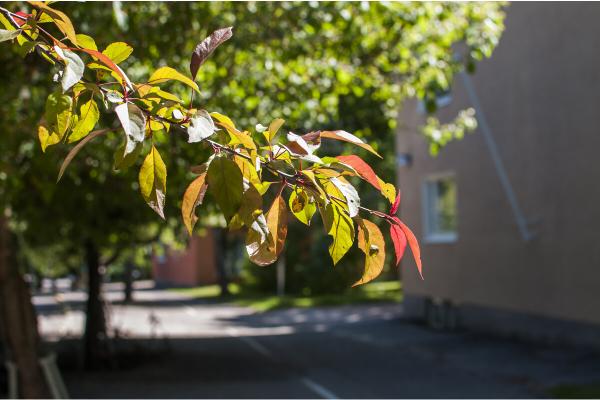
(397, 3, 600, 326)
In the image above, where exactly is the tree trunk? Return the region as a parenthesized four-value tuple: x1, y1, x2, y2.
(215, 229, 230, 297)
(0, 215, 49, 398)
(83, 239, 107, 370)
(123, 258, 133, 303)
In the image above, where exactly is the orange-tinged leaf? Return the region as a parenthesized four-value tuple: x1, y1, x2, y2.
(336, 155, 381, 190)
(392, 216, 422, 279)
(353, 218, 386, 286)
(76, 47, 132, 88)
(246, 194, 287, 266)
(29, 2, 78, 45)
(182, 173, 208, 235)
(319, 130, 381, 158)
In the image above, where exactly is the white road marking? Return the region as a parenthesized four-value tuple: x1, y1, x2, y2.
(227, 327, 339, 399)
(301, 377, 339, 399)
(184, 306, 198, 316)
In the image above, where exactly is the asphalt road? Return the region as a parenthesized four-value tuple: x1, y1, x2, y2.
(34, 283, 600, 398)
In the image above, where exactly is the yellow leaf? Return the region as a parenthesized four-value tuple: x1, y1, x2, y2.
(38, 125, 59, 152)
(289, 187, 316, 226)
(319, 202, 354, 265)
(148, 66, 199, 93)
(353, 218, 386, 286)
(68, 99, 99, 143)
(377, 178, 396, 204)
(139, 145, 167, 219)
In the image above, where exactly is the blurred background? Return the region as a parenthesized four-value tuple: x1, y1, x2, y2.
(1, 1, 600, 399)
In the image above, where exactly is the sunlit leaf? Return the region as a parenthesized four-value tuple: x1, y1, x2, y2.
(139, 145, 167, 219)
(264, 118, 284, 143)
(182, 172, 208, 235)
(389, 221, 407, 267)
(190, 26, 233, 80)
(319, 202, 354, 265)
(378, 178, 397, 204)
(0, 29, 21, 42)
(246, 194, 287, 266)
(336, 155, 381, 190)
(303, 130, 380, 158)
(331, 176, 360, 217)
(187, 109, 216, 143)
(115, 102, 146, 155)
(38, 125, 59, 153)
(102, 41, 133, 64)
(75, 34, 97, 50)
(392, 216, 422, 278)
(44, 92, 72, 138)
(68, 99, 99, 143)
(289, 187, 316, 226)
(29, 1, 78, 45)
(148, 66, 199, 93)
(54, 46, 84, 92)
(353, 218, 386, 286)
(207, 156, 243, 223)
(78, 47, 133, 89)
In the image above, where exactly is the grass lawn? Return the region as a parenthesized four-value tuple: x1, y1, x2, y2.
(548, 384, 600, 399)
(170, 280, 402, 312)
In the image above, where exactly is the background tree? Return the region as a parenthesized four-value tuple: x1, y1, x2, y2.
(0, 1, 506, 397)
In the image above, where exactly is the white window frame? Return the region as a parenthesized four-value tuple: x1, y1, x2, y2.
(422, 172, 458, 244)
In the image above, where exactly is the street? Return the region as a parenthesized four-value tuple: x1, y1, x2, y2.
(34, 282, 600, 398)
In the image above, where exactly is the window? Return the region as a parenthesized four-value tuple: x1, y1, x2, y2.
(423, 173, 458, 243)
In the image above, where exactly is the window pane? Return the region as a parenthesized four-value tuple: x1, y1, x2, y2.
(435, 179, 457, 233)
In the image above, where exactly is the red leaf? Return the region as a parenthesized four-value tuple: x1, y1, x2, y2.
(390, 190, 401, 215)
(389, 222, 407, 266)
(14, 12, 30, 26)
(336, 155, 381, 190)
(392, 216, 423, 279)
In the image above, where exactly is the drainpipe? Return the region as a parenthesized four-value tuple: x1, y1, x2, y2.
(460, 72, 536, 241)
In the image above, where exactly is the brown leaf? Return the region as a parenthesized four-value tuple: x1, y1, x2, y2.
(190, 27, 233, 80)
(57, 128, 110, 182)
(181, 173, 208, 235)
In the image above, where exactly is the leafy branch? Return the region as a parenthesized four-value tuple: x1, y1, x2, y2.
(0, 1, 423, 284)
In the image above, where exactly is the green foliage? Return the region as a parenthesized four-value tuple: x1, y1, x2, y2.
(0, 2, 505, 286)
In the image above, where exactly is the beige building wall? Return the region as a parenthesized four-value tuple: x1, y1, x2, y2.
(397, 3, 600, 330)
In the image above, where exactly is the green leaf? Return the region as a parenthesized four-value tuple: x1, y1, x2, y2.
(113, 141, 143, 171)
(289, 187, 316, 226)
(68, 99, 99, 143)
(54, 46, 84, 92)
(75, 34, 97, 50)
(319, 202, 354, 265)
(102, 41, 133, 64)
(0, 29, 21, 42)
(353, 218, 386, 287)
(44, 92, 73, 138)
(139, 145, 167, 219)
(115, 102, 147, 155)
(182, 172, 208, 235)
(57, 128, 109, 182)
(148, 66, 200, 93)
(206, 156, 243, 223)
(187, 110, 216, 143)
